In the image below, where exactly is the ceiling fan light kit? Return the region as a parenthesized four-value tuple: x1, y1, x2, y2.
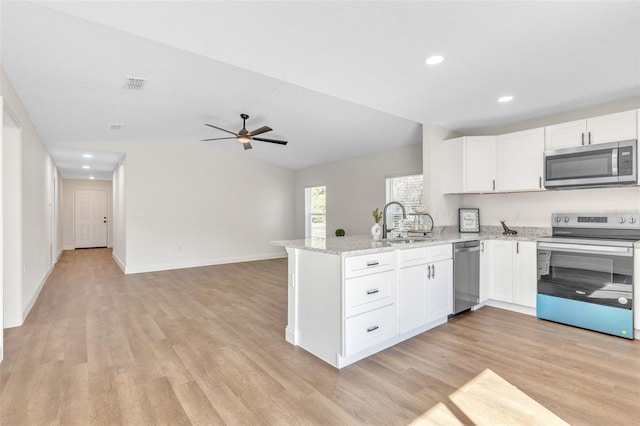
(202, 113, 288, 151)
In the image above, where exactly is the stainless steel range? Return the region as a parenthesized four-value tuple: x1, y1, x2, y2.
(537, 212, 639, 339)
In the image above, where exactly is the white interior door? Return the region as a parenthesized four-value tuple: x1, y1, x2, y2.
(74, 189, 108, 248)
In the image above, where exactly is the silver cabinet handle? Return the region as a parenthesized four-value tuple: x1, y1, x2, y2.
(516, 242, 519, 254)
(366, 288, 379, 295)
(581, 132, 585, 146)
(492, 179, 496, 191)
(431, 264, 435, 279)
(588, 132, 592, 145)
(481, 241, 485, 253)
(367, 325, 379, 333)
(539, 176, 542, 188)
(366, 261, 379, 267)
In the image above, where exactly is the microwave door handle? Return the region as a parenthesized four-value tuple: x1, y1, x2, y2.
(612, 149, 618, 176)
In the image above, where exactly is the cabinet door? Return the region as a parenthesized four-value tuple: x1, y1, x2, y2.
(399, 265, 429, 333)
(587, 110, 638, 145)
(513, 241, 537, 308)
(545, 120, 587, 150)
(464, 136, 497, 192)
(428, 259, 453, 321)
(439, 137, 464, 194)
(497, 128, 545, 191)
(490, 240, 513, 302)
(479, 240, 492, 303)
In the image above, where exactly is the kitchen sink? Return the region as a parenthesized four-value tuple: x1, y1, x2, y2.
(384, 237, 432, 245)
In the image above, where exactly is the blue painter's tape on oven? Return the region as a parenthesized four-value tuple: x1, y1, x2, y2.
(537, 294, 634, 340)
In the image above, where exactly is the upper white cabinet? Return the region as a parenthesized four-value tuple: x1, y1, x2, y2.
(497, 128, 545, 192)
(545, 110, 638, 150)
(465, 136, 498, 192)
(440, 136, 497, 193)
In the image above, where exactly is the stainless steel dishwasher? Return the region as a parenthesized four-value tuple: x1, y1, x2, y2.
(453, 240, 480, 314)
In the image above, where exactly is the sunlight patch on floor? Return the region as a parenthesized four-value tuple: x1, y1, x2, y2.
(410, 369, 569, 426)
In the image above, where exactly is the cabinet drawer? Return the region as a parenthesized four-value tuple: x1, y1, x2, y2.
(345, 270, 395, 317)
(344, 304, 398, 356)
(344, 252, 395, 279)
(398, 244, 452, 268)
(429, 244, 452, 262)
(398, 247, 430, 268)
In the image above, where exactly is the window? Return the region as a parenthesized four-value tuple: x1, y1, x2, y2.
(305, 185, 326, 239)
(385, 174, 423, 229)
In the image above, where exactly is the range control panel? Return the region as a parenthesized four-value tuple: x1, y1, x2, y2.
(551, 212, 640, 229)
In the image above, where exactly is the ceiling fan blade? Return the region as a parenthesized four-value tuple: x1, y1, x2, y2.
(205, 123, 238, 136)
(253, 137, 288, 145)
(242, 141, 253, 151)
(248, 126, 272, 137)
(201, 136, 238, 141)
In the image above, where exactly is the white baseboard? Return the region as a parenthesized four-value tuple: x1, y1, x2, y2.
(123, 252, 287, 275)
(112, 252, 126, 273)
(62, 245, 75, 251)
(485, 299, 536, 316)
(22, 265, 53, 323)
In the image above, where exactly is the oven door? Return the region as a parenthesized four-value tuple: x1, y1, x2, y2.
(537, 242, 633, 309)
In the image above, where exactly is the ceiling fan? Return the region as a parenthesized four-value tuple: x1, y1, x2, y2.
(202, 113, 288, 151)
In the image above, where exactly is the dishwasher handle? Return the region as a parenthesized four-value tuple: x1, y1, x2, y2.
(455, 246, 480, 254)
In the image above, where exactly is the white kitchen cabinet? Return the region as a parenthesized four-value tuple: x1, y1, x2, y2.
(491, 240, 514, 302)
(478, 240, 492, 304)
(465, 136, 498, 192)
(440, 136, 497, 193)
(489, 240, 537, 308)
(343, 252, 398, 356)
(497, 128, 545, 191)
(399, 244, 453, 333)
(545, 110, 638, 150)
(545, 120, 587, 150)
(427, 259, 453, 321)
(587, 110, 637, 144)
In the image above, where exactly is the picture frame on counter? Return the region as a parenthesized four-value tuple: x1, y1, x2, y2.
(459, 208, 480, 233)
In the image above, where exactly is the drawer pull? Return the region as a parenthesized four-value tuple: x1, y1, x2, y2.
(366, 325, 379, 333)
(366, 288, 379, 295)
(366, 260, 379, 267)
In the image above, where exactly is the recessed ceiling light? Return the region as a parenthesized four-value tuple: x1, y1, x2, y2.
(82, 153, 93, 158)
(82, 165, 91, 169)
(89, 176, 95, 180)
(498, 95, 514, 103)
(108, 124, 123, 130)
(425, 55, 444, 65)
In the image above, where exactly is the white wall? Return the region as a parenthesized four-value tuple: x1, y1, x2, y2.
(0, 97, 4, 360)
(294, 144, 423, 238)
(1, 67, 58, 325)
(112, 157, 126, 270)
(57, 140, 296, 273)
(60, 178, 113, 250)
(3, 109, 22, 328)
(426, 98, 640, 229)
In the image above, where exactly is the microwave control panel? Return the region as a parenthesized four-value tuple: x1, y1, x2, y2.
(618, 145, 634, 176)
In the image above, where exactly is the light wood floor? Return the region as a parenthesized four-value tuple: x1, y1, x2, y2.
(1, 248, 639, 425)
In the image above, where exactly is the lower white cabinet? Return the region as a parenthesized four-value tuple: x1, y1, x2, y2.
(489, 240, 537, 308)
(399, 245, 453, 333)
(479, 240, 492, 303)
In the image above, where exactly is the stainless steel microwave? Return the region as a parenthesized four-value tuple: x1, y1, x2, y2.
(544, 139, 637, 189)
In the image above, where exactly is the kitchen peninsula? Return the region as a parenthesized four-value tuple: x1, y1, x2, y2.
(273, 230, 546, 368)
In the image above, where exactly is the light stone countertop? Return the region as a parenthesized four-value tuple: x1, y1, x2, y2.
(272, 227, 551, 256)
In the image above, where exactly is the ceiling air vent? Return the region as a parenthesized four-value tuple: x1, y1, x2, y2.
(108, 124, 123, 130)
(123, 77, 146, 90)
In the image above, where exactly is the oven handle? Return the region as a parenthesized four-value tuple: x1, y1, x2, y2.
(538, 242, 633, 257)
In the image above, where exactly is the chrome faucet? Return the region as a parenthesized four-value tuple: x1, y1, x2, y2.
(382, 201, 406, 239)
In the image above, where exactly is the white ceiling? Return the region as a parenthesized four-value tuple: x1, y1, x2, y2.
(2, 1, 639, 179)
